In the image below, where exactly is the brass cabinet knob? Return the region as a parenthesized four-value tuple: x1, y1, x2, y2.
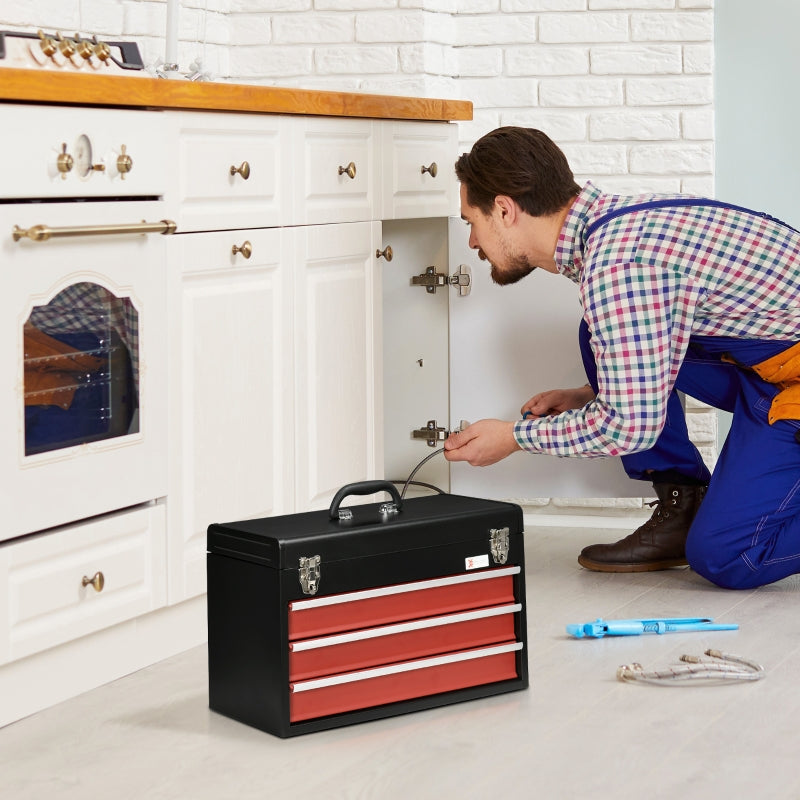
(232, 240, 253, 259)
(229, 161, 251, 180)
(338, 162, 357, 180)
(57, 143, 74, 179)
(421, 162, 438, 178)
(376, 246, 393, 262)
(81, 571, 105, 592)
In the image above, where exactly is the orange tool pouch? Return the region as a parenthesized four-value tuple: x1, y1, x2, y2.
(750, 341, 800, 425)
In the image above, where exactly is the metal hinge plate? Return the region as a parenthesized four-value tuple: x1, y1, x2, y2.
(412, 419, 449, 447)
(299, 555, 321, 595)
(411, 264, 471, 296)
(490, 527, 510, 564)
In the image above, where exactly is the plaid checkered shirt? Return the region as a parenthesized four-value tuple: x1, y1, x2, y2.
(513, 181, 800, 458)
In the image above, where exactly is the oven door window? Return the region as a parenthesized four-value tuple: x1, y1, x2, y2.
(23, 282, 139, 456)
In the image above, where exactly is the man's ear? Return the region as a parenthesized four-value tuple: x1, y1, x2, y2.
(494, 195, 518, 226)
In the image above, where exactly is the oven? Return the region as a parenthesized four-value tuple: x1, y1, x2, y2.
(0, 101, 174, 541)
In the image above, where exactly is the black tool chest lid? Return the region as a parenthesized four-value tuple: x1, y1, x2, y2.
(207, 492, 523, 570)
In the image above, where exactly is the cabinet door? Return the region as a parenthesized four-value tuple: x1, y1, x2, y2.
(292, 222, 383, 511)
(168, 227, 293, 603)
(381, 121, 458, 220)
(381, 218, 451, 495)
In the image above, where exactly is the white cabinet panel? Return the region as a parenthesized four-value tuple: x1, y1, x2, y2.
(381, 121, 458, 220)
(168, 227, 293, 603)
(293, 119, 379, 225)
(292, 222, 383, 510)
(172, 112, 292, 232)
(0, 503, 167, 663)
(381, 218, 451, 494)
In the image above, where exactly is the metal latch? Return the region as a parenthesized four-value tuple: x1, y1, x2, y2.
(411, 264, 471, 296)
(299, 555, 321, 595)
(412, 419, 449, 447)
(490, 527, 510, 564)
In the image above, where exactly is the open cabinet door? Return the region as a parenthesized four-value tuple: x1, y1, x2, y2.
(381, 218, 451, 495)
(447, 217, 639, 501)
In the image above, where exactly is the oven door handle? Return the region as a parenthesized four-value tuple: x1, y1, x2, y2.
(12, 219, 177, 242)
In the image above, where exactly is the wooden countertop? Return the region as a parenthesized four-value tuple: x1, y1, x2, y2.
(0, 67, 473, 122)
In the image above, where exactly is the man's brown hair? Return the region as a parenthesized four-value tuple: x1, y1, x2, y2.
(455, 126, 580, 217)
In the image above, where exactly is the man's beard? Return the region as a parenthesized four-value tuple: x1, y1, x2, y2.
(488, 252, 536, 286)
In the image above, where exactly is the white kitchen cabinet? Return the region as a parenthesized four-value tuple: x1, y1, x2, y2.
(292, 221, 383, 511)
(167, 226, 293, 603)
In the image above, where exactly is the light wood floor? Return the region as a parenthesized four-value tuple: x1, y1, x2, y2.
(1, 524, 798, 800)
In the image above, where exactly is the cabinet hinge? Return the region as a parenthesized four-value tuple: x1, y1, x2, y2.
(490, 527, 510, 565)
(299, 555, 321, 595)
(412, 419, 449, 447)
(411, 264, 471, 296)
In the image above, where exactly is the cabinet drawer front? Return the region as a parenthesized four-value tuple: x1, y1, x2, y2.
(1, 504, 167, 663)
(382, 121, 458, 220)
(294, 119, 378, 224)
(174, 113, 291, 232)
(176, 227, 283, 275)
(288, 566, 519, 640)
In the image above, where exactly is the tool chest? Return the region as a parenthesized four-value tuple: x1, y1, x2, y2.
(207, 481, 528, 737)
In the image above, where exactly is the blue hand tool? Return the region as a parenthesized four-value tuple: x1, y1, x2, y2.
(566, 617, 739, 639)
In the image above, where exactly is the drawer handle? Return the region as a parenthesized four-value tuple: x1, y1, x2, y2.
(376, 246, 393, 262)
(421, 162, 438, 178)
(81, 571, 105, 593)
(338, 161, 357, 180)
(232, 240, 252, 259)
(229, 161, 251, 180)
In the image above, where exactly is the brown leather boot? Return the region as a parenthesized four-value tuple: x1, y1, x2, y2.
(577, 483, 707, 572)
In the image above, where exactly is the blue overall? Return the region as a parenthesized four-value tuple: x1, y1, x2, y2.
(579, 319, 800, 589)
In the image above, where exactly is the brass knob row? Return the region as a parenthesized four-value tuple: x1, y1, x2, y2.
(81, 571, 105, 592)
(55, 142, 133, 180)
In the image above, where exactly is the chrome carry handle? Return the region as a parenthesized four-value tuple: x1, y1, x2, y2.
(12, 219, 177, 242)
(328, 480, 403, 522)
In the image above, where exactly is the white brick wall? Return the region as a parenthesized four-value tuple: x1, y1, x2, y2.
(1, 0, 719, 514)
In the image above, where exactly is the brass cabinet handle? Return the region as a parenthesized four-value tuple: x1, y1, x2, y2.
(376, 246, 393, 262)
(338, 161, 357, 180)
(13, 219, 177, 242)
(229, 161, 251, 180)
(81, 571, 105, 592)
(421, 162, 438, 178)
(232, 240, 252, 259)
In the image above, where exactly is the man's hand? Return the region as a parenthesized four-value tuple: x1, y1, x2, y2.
(521, 384, 595, 418)
(443, 419, 521, 466)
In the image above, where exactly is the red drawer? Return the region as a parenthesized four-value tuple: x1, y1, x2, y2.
(290, 642, 522, 722)
(288, 566, 520, 641)
(289, 603, 521, 681)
